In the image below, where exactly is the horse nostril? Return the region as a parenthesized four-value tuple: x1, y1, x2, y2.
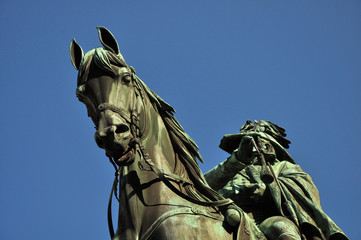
(115, 124, 130, 134)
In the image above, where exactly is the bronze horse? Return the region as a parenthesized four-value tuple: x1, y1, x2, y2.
(70, 27, 265, 240)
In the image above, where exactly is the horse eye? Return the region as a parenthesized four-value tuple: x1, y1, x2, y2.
(122, 75, 131, 83)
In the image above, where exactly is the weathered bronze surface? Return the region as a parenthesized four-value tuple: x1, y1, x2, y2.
(71, 27, 348, 240)
(70, 27, 266, 240)
(205, 120, 349, 240)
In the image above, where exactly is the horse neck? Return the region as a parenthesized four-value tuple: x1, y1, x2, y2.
(139, 99, 176, 173)
(115, 100, 186, 238)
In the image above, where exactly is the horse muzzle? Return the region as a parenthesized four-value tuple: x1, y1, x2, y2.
(95, 110, 134, 161)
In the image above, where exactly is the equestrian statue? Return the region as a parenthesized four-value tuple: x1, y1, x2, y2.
(70, 27, 348, 240)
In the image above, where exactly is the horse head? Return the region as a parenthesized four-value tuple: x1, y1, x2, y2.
(70, 27, 143, 164)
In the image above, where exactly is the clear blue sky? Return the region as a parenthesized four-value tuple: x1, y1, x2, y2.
(0, 1, 360, 239)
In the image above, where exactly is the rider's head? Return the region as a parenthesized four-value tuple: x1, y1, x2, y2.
(239, 120, 295, 163)
(219, 120, 295, 164)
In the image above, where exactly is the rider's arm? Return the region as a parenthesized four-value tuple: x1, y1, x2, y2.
(204, 151, 246, 191)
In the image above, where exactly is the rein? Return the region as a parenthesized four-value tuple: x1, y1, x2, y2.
(106, 140, 233, 240)
(142, 157, 233, 207)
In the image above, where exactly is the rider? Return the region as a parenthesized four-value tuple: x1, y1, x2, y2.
(205, 120, 348, 240)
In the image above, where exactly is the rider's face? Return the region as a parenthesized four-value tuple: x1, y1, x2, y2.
(253, 138, 276, 164)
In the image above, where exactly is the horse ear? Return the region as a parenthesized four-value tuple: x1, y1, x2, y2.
(70, 39, 84, 70)
(97, 26, 120, 55)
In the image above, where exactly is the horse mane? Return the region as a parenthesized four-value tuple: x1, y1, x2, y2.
(78, 47, 225, 203)
(135, 76, 225, 202)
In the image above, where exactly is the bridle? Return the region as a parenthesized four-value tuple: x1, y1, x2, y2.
(85, 71, 234, 240)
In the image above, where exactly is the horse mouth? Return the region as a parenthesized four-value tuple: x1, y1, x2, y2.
(113, 147, 136, 165)
(104, 138, 137, 165)
(95, 110, 136, 165)
(103, 137, 127, 155)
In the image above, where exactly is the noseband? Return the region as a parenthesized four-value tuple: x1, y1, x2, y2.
(97, 102, 141, 138)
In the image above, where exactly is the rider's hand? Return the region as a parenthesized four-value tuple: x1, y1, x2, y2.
(235, 135, 255, 164)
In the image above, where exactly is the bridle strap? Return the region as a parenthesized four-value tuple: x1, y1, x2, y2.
(108, 173, 118, 240)
(144, 158, 234, 207)
(97, 103, 133, 125)
(97, 102, 141, 140)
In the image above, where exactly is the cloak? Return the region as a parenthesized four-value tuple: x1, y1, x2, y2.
(205, 155, 348, 240)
